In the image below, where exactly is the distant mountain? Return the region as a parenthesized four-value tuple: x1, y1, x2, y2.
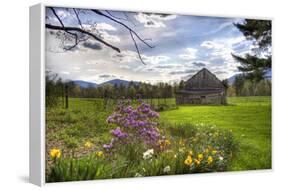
(99, 79, 140, 87)
(227, 69, 272, 85)
(264, 69, 272, 80)
(227, 75, 237, 85)
(73, 80, 98, 88)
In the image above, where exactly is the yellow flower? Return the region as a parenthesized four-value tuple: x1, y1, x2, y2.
(84, 141, 93, 149)
(158, 139, 171, 150)
(50, 148, 61, 159)
(95, 151, 104, 157)
(194, 159, 200, 165)
(207, 156, 213, 165)
(212, 150, 217, 155)
(198, 153, 203, 161)
(165, 139, 171, 145)
(205, 148, 209, 153)
(189, 150, 193, 156)
(184, 155, 193, 166)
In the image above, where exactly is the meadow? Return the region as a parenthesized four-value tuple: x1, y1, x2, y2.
(45, 96, 271, 182)
(161, 96, 272, 170)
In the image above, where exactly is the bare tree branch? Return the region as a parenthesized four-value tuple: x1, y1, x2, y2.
(92, 9, 155, 65)
(130, 31, 146, 65)
(50, 7, 79, 50)
(46, 24, 121, 52)
(105, 10, 129, 22)
(123, 12, 136, 26)
(73, 8, 83, 29)
(46, 7, 155, 65)
(91, 9, 155, 48)
(50, 7, 65, 27)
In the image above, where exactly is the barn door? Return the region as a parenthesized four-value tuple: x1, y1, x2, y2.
(201, 95, 206, 104)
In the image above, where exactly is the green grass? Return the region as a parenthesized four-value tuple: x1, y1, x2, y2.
(46, 96, 271, 178)
(160, 96, 272, 171)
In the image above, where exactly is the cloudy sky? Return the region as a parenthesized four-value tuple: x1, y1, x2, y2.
(45, 7, 254, 84)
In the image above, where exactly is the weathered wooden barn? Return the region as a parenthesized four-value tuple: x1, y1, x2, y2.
(176, 68, 227, 105)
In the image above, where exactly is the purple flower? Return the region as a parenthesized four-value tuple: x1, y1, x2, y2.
(104, 98, 161, 150)
(111, 127, 128, 138)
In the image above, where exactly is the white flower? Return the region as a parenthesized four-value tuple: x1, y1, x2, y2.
(135, 173, 143, 177)
(219, 156, 224, 161)
(143, 149, 154, 160)
(163, 165, 171, 173)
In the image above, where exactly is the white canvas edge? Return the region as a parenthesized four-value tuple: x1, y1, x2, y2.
(29, 2, 273, 187)
(29, 3, 45, 186)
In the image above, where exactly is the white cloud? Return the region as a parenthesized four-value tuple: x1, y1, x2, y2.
(95, 23, 117, 31)
(179, 48, 198, 60)
(80, 23, 120, 43)
(60, 71, 70, 75)
(99, 31, 120, 43)
(119, 65, 130, 69)
(56, 10, 71, 19)
(199, 37, 250, 79)
(200, 41, 224, 49)
(134, 13, 177, 28)
(142, 55, 170, 64)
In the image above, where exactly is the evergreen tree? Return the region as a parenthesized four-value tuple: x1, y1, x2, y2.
(232, 19, 271, 81)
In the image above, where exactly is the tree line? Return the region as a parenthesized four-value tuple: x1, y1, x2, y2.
(228, 76, 271, 97)
(66, 80, 175, 100)
(46, 71, 179, 108)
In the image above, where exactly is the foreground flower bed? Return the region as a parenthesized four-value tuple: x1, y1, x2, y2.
(46, 100, 237, 182)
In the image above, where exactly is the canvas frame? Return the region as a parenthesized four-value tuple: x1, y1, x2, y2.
(29, 3, 273, 186)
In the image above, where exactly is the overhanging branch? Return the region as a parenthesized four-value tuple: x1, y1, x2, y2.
(46, 24, 121, 53)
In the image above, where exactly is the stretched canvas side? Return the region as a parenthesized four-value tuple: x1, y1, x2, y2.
(29, 3, 45, 186)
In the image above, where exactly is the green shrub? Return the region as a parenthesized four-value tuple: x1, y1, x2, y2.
(46, 122, 237, 182)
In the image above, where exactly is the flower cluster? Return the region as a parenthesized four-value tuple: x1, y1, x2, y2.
(104, 99, 161, 150)
(163, 165, 171, 173)
(95, 151, 104, 157)
(50, 148, 61, 159)
(143, 149, 154, 160)
(84, 141, 93, 149)
(158, 139, 171, 150)
(111, 127, 128, 139)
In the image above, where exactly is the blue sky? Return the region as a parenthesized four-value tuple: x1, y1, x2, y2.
(45, 7, 253, 84)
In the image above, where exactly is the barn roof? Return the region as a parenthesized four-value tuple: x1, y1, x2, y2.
(184, 68, 225, 90)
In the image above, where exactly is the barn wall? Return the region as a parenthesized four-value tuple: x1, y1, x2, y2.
(176, 93, 227, 105)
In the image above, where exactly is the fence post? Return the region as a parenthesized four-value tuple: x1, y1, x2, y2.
(65, 84, 69, 109)
(62, 84, 64, 107)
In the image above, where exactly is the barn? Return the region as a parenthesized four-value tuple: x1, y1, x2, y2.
(175, 68, 227, 105)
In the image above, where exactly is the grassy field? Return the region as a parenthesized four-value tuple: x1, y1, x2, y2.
(160, 96, 272, 171)
(46, 96, 271, 180)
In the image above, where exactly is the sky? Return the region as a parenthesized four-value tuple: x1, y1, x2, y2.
(45, 7, 254, 84)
